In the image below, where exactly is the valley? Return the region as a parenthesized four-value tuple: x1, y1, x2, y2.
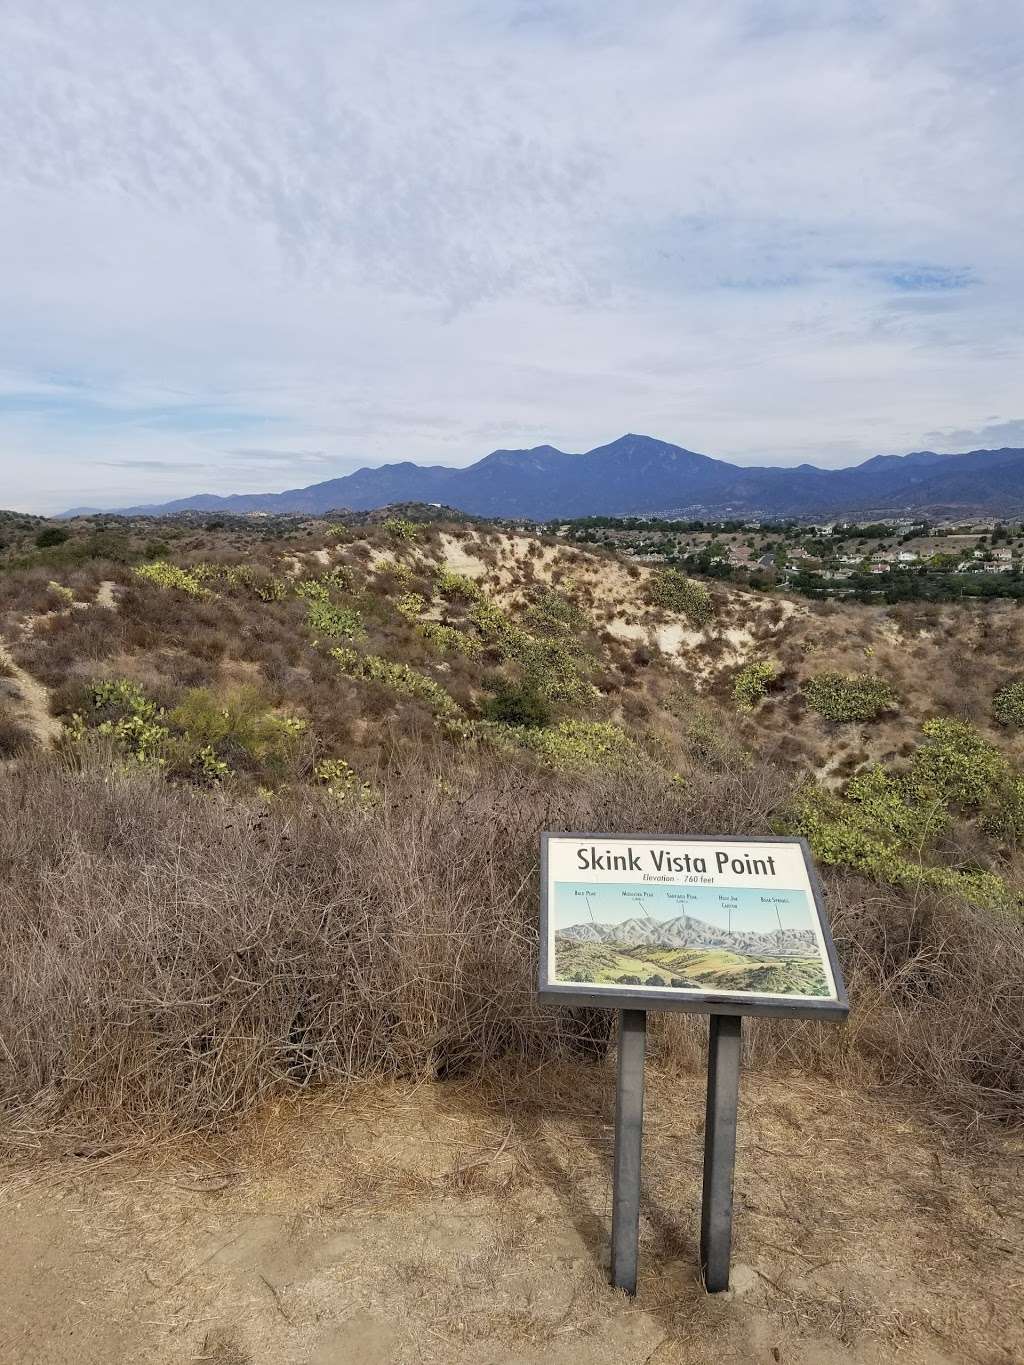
(554, 938, 831, 996)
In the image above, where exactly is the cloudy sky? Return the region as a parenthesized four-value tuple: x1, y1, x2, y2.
(2, 1, 1022, 513)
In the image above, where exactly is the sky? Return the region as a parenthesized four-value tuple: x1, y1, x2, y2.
(2, 1, 1022, 514)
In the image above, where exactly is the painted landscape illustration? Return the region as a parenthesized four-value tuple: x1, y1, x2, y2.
(552, 882, 832, 998)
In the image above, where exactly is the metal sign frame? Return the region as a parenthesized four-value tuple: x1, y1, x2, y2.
(538, 831, 848, 1021)
(538, 830, 849, 1296)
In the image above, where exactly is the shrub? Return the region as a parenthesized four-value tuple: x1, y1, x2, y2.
(222, 564, 289, 601)
(134, 561, 211, 598)
(35, 527, 69, 548)
(524, 588, 586, 635)
(993, 679, 1024, 728)
(481, 681, 552, 728)
(803, 671, 899, 722)
(907, 718, 1007, 810)
(645, 569, 714, 625)
(394, 592, 426, 621)
(330, 647, 462, 718)
(46, 580, 75, 606)
(472, 599, 594, 705)
(2, 752, 1023, 1140)
(732, 658, 777, 710)
(77, 679, 170, 765)
(314, 756, 374, 803)
(381, 516, 417, 541)
(168, 686, 306, 778)
(478, 718, 639, 770)
(434, 568, 481, 602)
(785, 773, 1006, 908)
(305, 598, 364, 641)
(418, 621, 483, 658)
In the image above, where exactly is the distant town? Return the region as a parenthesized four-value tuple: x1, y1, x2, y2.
(539, 516, 1024, 603)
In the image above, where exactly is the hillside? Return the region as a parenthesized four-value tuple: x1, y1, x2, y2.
(1, 510, 1023, 1361)
(76, 435, 1024, 520)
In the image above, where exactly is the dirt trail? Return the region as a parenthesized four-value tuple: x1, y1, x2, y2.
(1, 1070, 1020, 1364)
(0, 640, 61, 745)
(94, 579, 117, 609)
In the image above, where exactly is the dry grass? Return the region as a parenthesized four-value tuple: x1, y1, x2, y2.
(0, 708, 33, 756)
(1, 748, 1022, 1150)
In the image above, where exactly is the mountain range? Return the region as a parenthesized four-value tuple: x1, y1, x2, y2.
(557, 913, 817, 957)
(66, 435, 1024, 521)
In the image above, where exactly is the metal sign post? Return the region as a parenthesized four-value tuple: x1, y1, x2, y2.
(699, 1013, 742, 1292)
(611, 1008, 646, 1294)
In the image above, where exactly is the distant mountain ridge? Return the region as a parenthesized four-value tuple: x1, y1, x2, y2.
(558, 913, 817, 957)
(72, 435, 1024, 520)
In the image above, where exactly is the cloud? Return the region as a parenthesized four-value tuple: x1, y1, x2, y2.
(226, 448, 330, 463)
(0, 0, 1022, 510)
(925, 418, 1024, 451)
(96, 459, 207, 471)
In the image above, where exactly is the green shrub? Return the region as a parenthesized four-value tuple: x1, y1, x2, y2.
(47, 580, 75, 606)
(314, 756, 374, 804)
(785, 774, 1006, 908)
(481, 681, 552, 728)
(394, 592, 426, 620)
(524, 588, 586, 635)
(993, 679, 1024, 728)
(330, 647, 461, 718)
(78, 679, 170, 765)
(418, 621, 483, 658)
(907, 718, 1007, 809)
(434, 568, 482, 602)
(803, 671, 898, 722)
(168, 686, 306, 777)
(293, 568, 351, 601)
(471, 599, 594, 705)
(381, 516, 417, 541)
(480, 718, 639, 770)
(305, 598, 364, 641)
(645, 569, 714, 625)
(35, 526, 69, 548)
(222, 564, 289, 601)
(134, 561, 211, 599)
(732, 659, 777, 710)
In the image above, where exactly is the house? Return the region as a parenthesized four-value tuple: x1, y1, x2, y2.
(897, 550, 919, 563)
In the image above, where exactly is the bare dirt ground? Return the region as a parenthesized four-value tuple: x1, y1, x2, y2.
(0, 639, 62, 745)
(2, 1067, 1021, 1365)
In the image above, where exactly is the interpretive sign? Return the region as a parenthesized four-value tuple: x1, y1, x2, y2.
(538, 831, 848, 1296)
(539, 832, 847, 1020)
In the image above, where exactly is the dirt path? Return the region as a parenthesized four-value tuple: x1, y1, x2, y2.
(94, 579, 117, 609)
(0, 640, 61, 745)
(1, 1070, 1020, 1364)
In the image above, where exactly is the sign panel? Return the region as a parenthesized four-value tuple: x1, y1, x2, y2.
(539, 833, 847, 1020)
